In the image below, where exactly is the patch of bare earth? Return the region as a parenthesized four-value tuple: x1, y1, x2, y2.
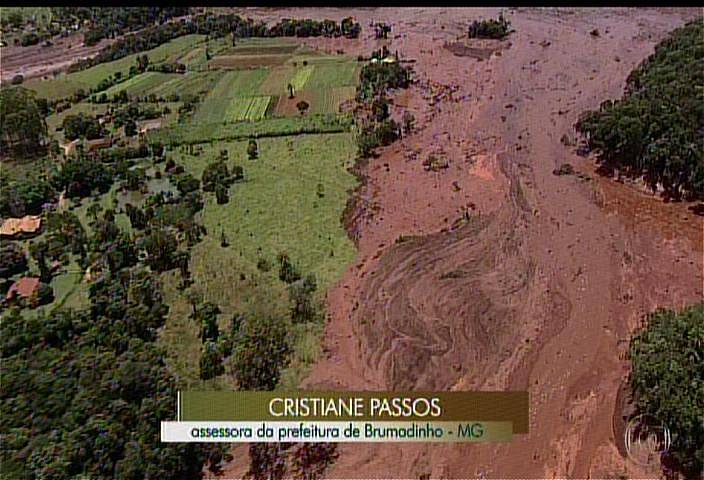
(219, 7, 702, 478)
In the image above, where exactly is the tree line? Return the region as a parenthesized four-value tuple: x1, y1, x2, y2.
(68, 13, 362, 74)
(576, 20, 703, 200)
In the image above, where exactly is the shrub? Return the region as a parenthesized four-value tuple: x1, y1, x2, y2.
(229, 314, 290, 390)
(467, 13, 512, 39)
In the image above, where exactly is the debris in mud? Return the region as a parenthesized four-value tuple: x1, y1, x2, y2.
(439, 269, 467, 280)
(590, 28, 601, 37)
(553, 163, 575, 176)
(443, 40, 506, 60)
(560, 133, 575, 146)
(576, 143, 591, 157)
(423, 154, 449, 171)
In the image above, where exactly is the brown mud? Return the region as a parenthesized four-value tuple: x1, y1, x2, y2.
(219, 7, 702, 478)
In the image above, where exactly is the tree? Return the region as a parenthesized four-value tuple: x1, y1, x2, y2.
(402, 111, 415, 135)
(200, 342, 224, 380)
(201, 160, 230, 192)
(288, 273, 318, 323)
(296, 100, 310, 116)
(468, 13, 512, 39)
(0, 176, 55, 217)
(215, 184, 229, 205)
(0, 87, 47, 158)
(139, 228, 177, 272)
(174, 173, 200, 196)
(576, 20, 704, 199)
(277, 253, 301, 284)
(0, 243, 28, 279)
(191, 301, 221, 343)
(229, 314, 290, 390)
(124, 119, 137, 137)
(629, 303, 704, 477)
(247, 139, 258, 160)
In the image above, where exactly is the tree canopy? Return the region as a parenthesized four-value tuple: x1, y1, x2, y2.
(629, 302, 704, 477)
(0, 87, 47, 158)
(576, 20, 704, 199)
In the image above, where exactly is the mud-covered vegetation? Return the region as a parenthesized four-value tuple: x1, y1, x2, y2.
(356, 51, 412, 157)
(576, 20, 704, 199)
(467, 13, 512, 39)
(629, 302, 704, 477)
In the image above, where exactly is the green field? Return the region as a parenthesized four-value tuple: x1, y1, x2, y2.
(160, 133, 358, 387)
(102, 71, 179, 97)
(306, 62, 360, 89)
(290, 66, 314, 91)
(224, 95, 272, 122)
(153, 71, 225, 98)
(193, 69, 270, 123)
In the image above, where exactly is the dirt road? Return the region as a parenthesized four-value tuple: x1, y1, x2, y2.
(223, 7, 703, 478)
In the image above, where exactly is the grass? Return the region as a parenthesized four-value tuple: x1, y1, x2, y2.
(152, 113, 351, 145)
(305, 62, 359, 89)
(172, 133, 358, 287)
(156, 132, 358, 388)
(208, 55, 291, 69)
(224, 96, 271, 122)
(290, 66, 314, 91)
(102, 72, 179, 97)
(193, 69, 269, 123)
(154, 71, 225, 98)
(11, 35, 363, 392)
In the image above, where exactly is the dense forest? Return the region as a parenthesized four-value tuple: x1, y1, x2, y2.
(69, 13, 362, 73)
(0, 87, 48, 158)
(629, 303, 704, 477)
(576, 20, 704, 199)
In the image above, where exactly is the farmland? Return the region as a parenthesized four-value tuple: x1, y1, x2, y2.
(9, 32, 363, 392)
(23, 34, 208, 100)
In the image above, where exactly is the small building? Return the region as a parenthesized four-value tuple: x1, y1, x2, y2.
(60, 138, 80, 157)
(0, 215, 42, 238)
(138, 119, 162, 137)
(6, 277, 41, 303)
(85, 137, 112, 153)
